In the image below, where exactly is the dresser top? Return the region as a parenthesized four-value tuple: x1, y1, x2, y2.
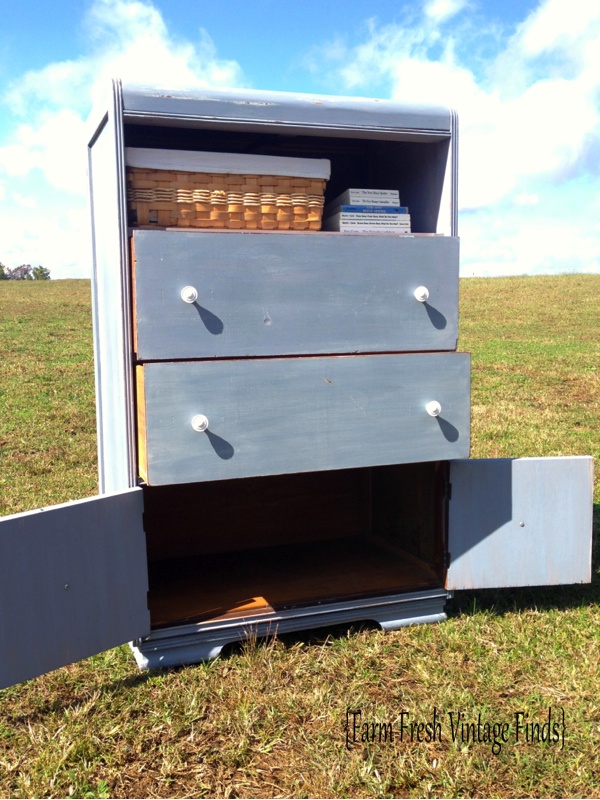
(116, 81, 453, 137)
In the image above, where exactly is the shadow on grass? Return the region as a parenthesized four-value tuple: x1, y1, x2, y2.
(446, 578, 599, 619)
(3, 668, 160, 725)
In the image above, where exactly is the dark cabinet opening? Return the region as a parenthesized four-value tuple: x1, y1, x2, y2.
(123, 123, 450, 235)
(142, 461, 447, 630)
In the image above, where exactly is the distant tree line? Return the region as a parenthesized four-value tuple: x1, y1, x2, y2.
(0, 263, 51, 280)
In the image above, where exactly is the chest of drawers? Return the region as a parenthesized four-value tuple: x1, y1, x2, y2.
(0, 82, 592, 687)
(132, 229, 468, 485)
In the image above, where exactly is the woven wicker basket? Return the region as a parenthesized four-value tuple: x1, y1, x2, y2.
(127, 167, 327, 230)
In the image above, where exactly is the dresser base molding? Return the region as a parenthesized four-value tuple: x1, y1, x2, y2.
(130, 587, 448, 670)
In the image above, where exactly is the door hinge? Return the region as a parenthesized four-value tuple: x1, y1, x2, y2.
(444, 480, 452, 500)
(443, 551, 451, 569)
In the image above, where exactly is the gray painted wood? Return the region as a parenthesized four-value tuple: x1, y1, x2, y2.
(132, 588, 448, 670)
(0, 489, 149, 689)
(121, 83, 452, 135)
(447, 456, 593, 590)
(133, 231, 459, 360)
(140, 353, 470, 485)
(88, 87, 136, 493)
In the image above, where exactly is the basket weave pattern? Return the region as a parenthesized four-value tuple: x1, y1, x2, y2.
(127, 168, 326, 230)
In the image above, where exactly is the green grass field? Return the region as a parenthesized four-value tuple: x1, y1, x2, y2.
(0, 275, 598, 798)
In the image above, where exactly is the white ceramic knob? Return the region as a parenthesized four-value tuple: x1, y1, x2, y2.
(191, 414, 209, 432)
(414, 286, 430, 303)
(425, 400, 442, 417)
(181, 285, 199, 304)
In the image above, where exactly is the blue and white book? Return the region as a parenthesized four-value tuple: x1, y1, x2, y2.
(324, 204, 409, 217)
(325, 212, 410, 223)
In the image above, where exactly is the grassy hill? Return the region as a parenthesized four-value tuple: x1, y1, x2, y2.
(0, 275, 598, 798)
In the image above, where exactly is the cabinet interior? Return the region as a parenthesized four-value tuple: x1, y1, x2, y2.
(143, 462, 446, 629)
(124, 123, 450, 234)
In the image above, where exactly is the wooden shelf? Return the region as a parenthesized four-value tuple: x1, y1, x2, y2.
(148, 535, 440, 629)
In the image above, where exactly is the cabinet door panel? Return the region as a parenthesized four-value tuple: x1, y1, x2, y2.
(447, 457, 593, 590)
(132, 231, 459, 359)
(137, 353, 470, 485)
(0, 489, 149, 689)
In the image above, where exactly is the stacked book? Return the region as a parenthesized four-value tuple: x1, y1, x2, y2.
(321, 188, 410, 233)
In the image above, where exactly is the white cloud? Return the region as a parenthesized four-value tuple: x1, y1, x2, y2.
(0, 194, 89, 277)
(515, 192, 539, 206)
(424, 0, 470, 24)
(515, 0, 600, 58)
(461, 211, 600, 277)
(4, 61, 93, 118)
(1, 0, 599, 279)
(13, 194, 37, 209)
(0, 0, 246, 276)
(0, 110, 89, 196)
(0, 139, 39, 178)
(306, 0, 600, 275)
(325, 2, 600, 201)
(83, 0, 245, 102)
(335, 21, 437, 91)
(4, 0, 245, 119)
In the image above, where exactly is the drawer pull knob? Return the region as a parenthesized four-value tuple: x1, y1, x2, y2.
(426, 400, 442, 417)
(414, 286, 430, 303)
(191, 414, 209, 432)
(181, 286, 199, 304)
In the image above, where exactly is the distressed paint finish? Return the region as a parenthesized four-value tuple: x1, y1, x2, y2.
(447, 456, 594, 590)
(0, 79, 592, 690)
(131, 587, 448, 670)
(139, 352, 471, 485)
(133, 231, 459, 360)
(121, 85, 452, 136)
(0, 490, 149, 689)
(119, 81, 458, 237)
(88, 86, 136, 493)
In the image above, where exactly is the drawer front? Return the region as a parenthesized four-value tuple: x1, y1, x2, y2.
(137, 353, 470, 485)
(132, 231, 459, 360)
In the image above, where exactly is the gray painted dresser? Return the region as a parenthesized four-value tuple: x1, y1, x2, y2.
(0, 82, 593, 687)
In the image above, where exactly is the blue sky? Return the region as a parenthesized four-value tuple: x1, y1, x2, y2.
(1, 0, 599, 278)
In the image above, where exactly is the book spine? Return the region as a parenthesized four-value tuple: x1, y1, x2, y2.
(326, 227, 413, 233)
(347, 194, 400, 205)
(324, 205, 409, 216)
(327, 189, 401, 206)
(327, 213, 411, 222)
(322, 220, 412, 232)
(337, 223, 411, 229)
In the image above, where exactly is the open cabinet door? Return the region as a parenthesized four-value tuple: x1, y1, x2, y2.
(0, 488, 149, 689)
(447, 456, 593, 590)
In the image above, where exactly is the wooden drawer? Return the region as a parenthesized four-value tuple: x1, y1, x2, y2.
(132, 231, 459, 360)
(136, 352, 470, 485)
